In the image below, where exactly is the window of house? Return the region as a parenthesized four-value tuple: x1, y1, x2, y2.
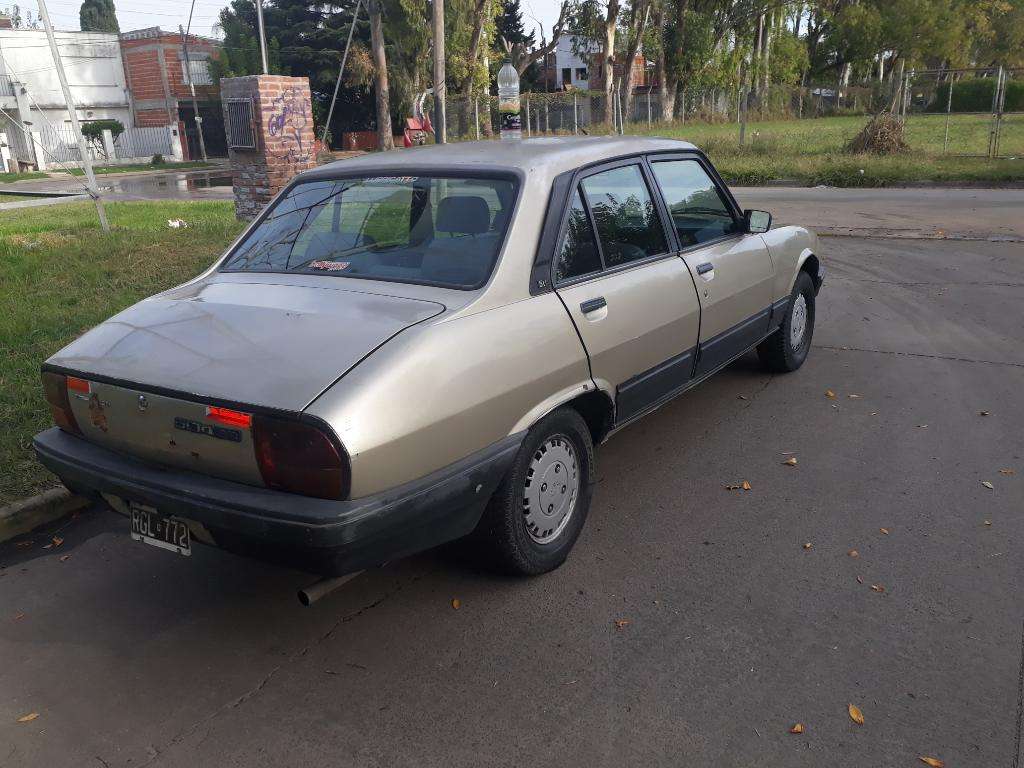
(579, 165, 668, 268)
(182, 57, 213, 86)
(650, 159, 739, 247)
(561, 68, 571, 85)
(555, 188, 602, 282)
(575, 67, 588, 81)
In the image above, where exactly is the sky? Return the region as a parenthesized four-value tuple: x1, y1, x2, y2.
(39, 0, 565, 44)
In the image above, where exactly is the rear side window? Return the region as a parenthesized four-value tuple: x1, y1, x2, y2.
(220, 175, 517, 289)
(650, 159, 738, 247)
(580, 164, 667, 268)
(555, 189, 602, 282)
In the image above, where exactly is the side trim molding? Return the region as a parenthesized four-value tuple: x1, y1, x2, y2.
(615, 347, 695, 423)
(693, 308, 771, 378)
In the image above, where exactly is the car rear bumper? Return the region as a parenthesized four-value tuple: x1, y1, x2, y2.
(33, 427, 523, 575)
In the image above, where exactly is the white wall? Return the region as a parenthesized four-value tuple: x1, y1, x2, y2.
(0, 29, 130, 121)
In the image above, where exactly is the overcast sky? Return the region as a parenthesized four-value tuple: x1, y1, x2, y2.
(42, 0, 564, 44)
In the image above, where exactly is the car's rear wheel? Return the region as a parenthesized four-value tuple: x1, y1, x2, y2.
(474, 407, 595, 576)
(758, 271, 816, 373)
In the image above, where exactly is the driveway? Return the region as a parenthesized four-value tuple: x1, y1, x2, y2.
(2, 189, 1022, 768)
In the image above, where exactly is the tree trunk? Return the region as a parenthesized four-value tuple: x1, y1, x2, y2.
(600, 0, 620, 125)
(620, 0, 649, 125)
(752, 12, 763, 101)
(368, 0, 393, 150)
(457, 0, 488, 138)
(761, 8, 772, 100)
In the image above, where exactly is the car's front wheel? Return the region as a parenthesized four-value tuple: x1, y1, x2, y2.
(758, 270, 816, 372)
(474, 407, 595, 576)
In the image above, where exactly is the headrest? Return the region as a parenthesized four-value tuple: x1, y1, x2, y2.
(436, 195, 490, 235)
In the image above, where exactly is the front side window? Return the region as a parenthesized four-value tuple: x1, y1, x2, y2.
(650, 159, 739, 247)
(580, 164, 667, 268)
(220, 175, 516, 289)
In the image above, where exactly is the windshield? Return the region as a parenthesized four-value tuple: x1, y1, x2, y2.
(220, 175, 518, 289)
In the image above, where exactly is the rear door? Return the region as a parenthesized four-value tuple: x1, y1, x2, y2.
(647, 156, 775, 378)
(553, 160, 701, 423)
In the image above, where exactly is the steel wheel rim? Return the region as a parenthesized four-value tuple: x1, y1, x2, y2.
(790, 294, 808, 349)
(523, 434, 579, 544)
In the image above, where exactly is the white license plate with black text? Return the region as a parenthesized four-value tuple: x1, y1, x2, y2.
(130, 502, 191, 556)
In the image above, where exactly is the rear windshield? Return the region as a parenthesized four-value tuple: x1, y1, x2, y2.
(220, 175, 517, 289)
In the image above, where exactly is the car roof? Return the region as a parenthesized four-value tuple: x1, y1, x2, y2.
(304, 136, 699, 180)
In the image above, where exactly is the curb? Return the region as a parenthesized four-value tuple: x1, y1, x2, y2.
(0, 487, 90, 544)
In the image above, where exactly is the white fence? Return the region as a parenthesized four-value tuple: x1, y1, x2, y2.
(114, 126, 175, 160)
(22, 123, 179, 169)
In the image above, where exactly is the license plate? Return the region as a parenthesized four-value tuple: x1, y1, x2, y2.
(130, 502, 191, 557)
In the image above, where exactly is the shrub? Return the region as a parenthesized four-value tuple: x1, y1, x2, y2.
(80, 119, 124, 157)
(930, 79, 1024, 113)
(151, 154, 165, 166)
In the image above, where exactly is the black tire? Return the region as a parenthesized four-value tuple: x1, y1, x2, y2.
(758, 271, 816, 373)
(473, 407, 595, 576)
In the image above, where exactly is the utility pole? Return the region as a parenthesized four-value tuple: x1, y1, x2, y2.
(255, 0, 269, 74)
(37, 0, 108, 231)
(179, 24, 208, 162)
(321, 0, 362, 147)
(432, 0, 446, 143)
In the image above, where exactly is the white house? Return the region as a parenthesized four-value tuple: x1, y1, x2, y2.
(553, 36, 599, 90)
(0, 26, 133, 170)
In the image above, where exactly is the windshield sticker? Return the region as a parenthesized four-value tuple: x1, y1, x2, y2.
(361, 176, 417, 185)
(309, 260, 350, 271)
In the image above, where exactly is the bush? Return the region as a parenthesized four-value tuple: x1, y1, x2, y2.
(151, 154, 165, 166)
(80, 119, 124, 157)
(930, 79, 1024, 113)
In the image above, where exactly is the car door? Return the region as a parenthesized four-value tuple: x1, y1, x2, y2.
(553, 159, 701, 423)
(648, 156, 775, 378)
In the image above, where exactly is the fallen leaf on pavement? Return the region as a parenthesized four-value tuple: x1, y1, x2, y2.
(803, 542, 812, 550)
(451, 598, 461, 610)
(848, 549, 859, 558)
(14, 612, 25, 621)
(979, 410, 990, 416)
(984, 520, 992, 526)
(848, 703, 864, 724)
(782, 457, 798, 466)
(856, 576, 864, 584)
(724, 484, 741, 490)
(848, 394, 862, 399)
(60, 555, 70, 562)
(789, 723, 805, 734)
(52, 536, 63, 548)
(871, 584, 886, 593)
(917, 424, 928, 428)
(17, 713, 38, 723)
(999, 468, 1015, 475)
(919, 758, 945, 767)
(880, 528, 890, 535)
(737, 394, 748, 400)
(614, 619, 631, 629)
(742, 480, 751, 491)
(981, 481, 994, 490)
(825, 390, 836, 399)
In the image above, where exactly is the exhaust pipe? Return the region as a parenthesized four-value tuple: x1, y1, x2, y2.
(298, 570, 363, 607)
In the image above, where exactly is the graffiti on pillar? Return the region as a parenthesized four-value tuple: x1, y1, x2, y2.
(266, 86, 312, 163)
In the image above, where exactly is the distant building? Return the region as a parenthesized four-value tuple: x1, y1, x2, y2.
(541, 35, 653, 93)
(0, 24, 133, 169)
(119, 27, 225, 157)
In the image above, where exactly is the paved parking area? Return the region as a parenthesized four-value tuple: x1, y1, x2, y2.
(2, 193, 1022, 768)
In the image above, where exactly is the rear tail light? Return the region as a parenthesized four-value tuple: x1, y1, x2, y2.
(205, 406, 253, 428)
(253, 415, 349, 500)
(41, 371, 83, 436)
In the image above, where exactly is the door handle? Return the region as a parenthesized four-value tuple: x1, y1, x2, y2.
(580, 297, 607, 313)
(695, 262, 714, 275)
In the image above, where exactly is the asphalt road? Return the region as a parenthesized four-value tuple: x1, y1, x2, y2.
(2, 194, 1023, 768)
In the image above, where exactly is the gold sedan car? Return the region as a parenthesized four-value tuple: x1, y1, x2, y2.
(34, 137, 822, 577)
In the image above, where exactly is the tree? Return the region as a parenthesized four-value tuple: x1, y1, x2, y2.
(368, 0, 394, 148)
(495, 0, 535, 49)
(79, 0, 119, 33)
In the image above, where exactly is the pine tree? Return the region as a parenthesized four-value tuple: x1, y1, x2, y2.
(79, 0, 119, 33)
(495, 0, 535, 50)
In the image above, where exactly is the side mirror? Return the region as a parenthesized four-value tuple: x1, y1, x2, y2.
(744, 209, 772, 234)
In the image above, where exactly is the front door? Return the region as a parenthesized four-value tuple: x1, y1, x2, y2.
(553, 161, 701, 423)
(648, 157, 775, 377)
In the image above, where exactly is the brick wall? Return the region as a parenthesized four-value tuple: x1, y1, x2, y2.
(121, 31, 221, 127)
(220, 75, 318, 221)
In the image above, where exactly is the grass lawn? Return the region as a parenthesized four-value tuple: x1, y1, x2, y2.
(56, 160, 221, 176)
(0, 200, 244, 506)
(627, 114, 1023, 185)
(0, 171, 48, 184)
(0, 194, 58, 204)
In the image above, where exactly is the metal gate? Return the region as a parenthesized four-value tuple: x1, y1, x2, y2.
(900, 67, 1022, 158)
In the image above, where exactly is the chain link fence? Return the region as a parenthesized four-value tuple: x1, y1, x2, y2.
(435, 82, 890, 143)
(900, 67, 1022, 157)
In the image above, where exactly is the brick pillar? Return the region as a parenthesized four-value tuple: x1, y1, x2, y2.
(220, 75, 318, 221)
